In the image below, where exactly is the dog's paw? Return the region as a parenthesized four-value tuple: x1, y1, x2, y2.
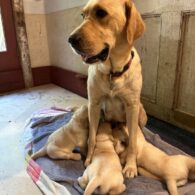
(84, 158, 91, 167)
(73, 153, 82, 160)
(122, 163, 138, 178)
(78, 177, 86, 189)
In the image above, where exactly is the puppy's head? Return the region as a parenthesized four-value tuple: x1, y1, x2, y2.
(112, 124, 128, 154)
(68, 0, 145, 65)
(96, 122, 113, 142)
(112, 124, 128, 145)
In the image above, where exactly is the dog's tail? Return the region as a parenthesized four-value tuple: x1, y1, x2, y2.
(84, 176, 101, 195)
(31, 146, 47, 160)
(188, 157, 195, 181)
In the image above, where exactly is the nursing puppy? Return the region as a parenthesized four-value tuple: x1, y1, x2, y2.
(31, 105, 89, 161)
(68, 0, 145, 178)
(113, 125, 195, 195)
(78, 122, 126, 195)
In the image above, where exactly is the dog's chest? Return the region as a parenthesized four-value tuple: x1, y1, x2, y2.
(100, 75, 125, 97)
(102, 95, 126, 122)
(98, 76, 127, 122)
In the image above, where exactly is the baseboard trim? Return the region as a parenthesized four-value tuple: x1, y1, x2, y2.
(0, 69, 25, 93)
(32, 66, 87, 98)
(32, 66, 51, 86)
(51, 66, 87, 98)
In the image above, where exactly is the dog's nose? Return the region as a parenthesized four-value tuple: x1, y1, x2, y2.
(68, 35, 80, 48)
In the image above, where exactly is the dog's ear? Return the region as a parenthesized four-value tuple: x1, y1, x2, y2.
(125, 2, 145, 45)
(114, 139, 126, 155)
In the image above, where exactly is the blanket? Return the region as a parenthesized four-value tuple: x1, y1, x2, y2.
(24, 107, 195, 195)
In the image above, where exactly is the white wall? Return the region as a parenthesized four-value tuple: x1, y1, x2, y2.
(45, 0, 88, 13)
(23, 0, 88, 14)
(23, 0, 88, 73)
(23, 0, 50, 68)
(23, 0, 45, 14)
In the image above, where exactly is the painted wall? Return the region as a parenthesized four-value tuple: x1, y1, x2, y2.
(24, 13, 50, 68)
(24, 0, 88, 14)
(23, 0, 88, 74)
(46, 6, 88, 74)
(23, 0, 50, 68)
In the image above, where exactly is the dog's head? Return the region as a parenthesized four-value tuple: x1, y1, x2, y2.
(96, 122, 114, 142)
(68, 0, 145, 64)
(112, 124, 128, 154)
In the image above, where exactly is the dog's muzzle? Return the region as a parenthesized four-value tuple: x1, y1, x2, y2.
(68, 35, 109, 64)
(80, 46, 109, 64)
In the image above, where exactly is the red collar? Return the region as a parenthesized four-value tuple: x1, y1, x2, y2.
(110, 51, 134, 78)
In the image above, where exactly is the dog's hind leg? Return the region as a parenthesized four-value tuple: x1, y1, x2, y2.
(166, 179, 179, 195)
(188, 158, 195, 181)
(48, 147, 81, 160)
(139, 103, 147, 129)
(138, 167, 161, 180)
(66, 152, 81, 160)
(31, 146, 47, 160)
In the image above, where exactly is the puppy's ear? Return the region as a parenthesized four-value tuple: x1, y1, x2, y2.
(125, 2, 145, 45)
(114, 139, 125, 155)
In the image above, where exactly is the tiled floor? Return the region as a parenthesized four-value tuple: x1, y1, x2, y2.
(0, 84, 87, 195)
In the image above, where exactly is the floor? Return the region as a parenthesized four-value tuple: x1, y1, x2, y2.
(0, 84, 87, 195)
(147, 116, 195, 156)
(0, 84, 194, 195)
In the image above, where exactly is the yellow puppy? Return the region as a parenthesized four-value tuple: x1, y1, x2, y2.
(113, 125, 195, 195)
(31, 105, 89, 161)
(78, 122, 126, 195)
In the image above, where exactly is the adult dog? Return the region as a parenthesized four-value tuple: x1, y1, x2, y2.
(113, 125, 195, 195)
(78, 122, 126, 195)
(31, 105, 89, 160)
(68, 0, 145, 178)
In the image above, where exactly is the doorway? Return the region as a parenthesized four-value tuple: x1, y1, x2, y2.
(0, 0, 24, 93)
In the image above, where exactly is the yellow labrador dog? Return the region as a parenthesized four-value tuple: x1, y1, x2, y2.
(68, 0, 145, 178)
(113, 125, 195, 195)
(78, 122, 126, 195)
(31, 105, 89, 160)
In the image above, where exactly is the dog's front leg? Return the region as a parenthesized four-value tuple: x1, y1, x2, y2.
(85, 102, 101, 167)
(166, 180, 179, 195)
(123, 103, 139, 178)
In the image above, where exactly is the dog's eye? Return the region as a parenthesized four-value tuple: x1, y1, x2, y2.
(96, 9, 108, 19)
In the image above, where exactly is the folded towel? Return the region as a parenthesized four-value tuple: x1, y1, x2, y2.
(24, 107, 195, 195)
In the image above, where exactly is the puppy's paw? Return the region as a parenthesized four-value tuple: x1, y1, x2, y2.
(84, 158, 91, 167)
(78, 177, 86, 189)
(73, 153, 82, 160)
(123, 163, 137, 178)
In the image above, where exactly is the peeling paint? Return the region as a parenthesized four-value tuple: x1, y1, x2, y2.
(12, 0, 33, 88)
